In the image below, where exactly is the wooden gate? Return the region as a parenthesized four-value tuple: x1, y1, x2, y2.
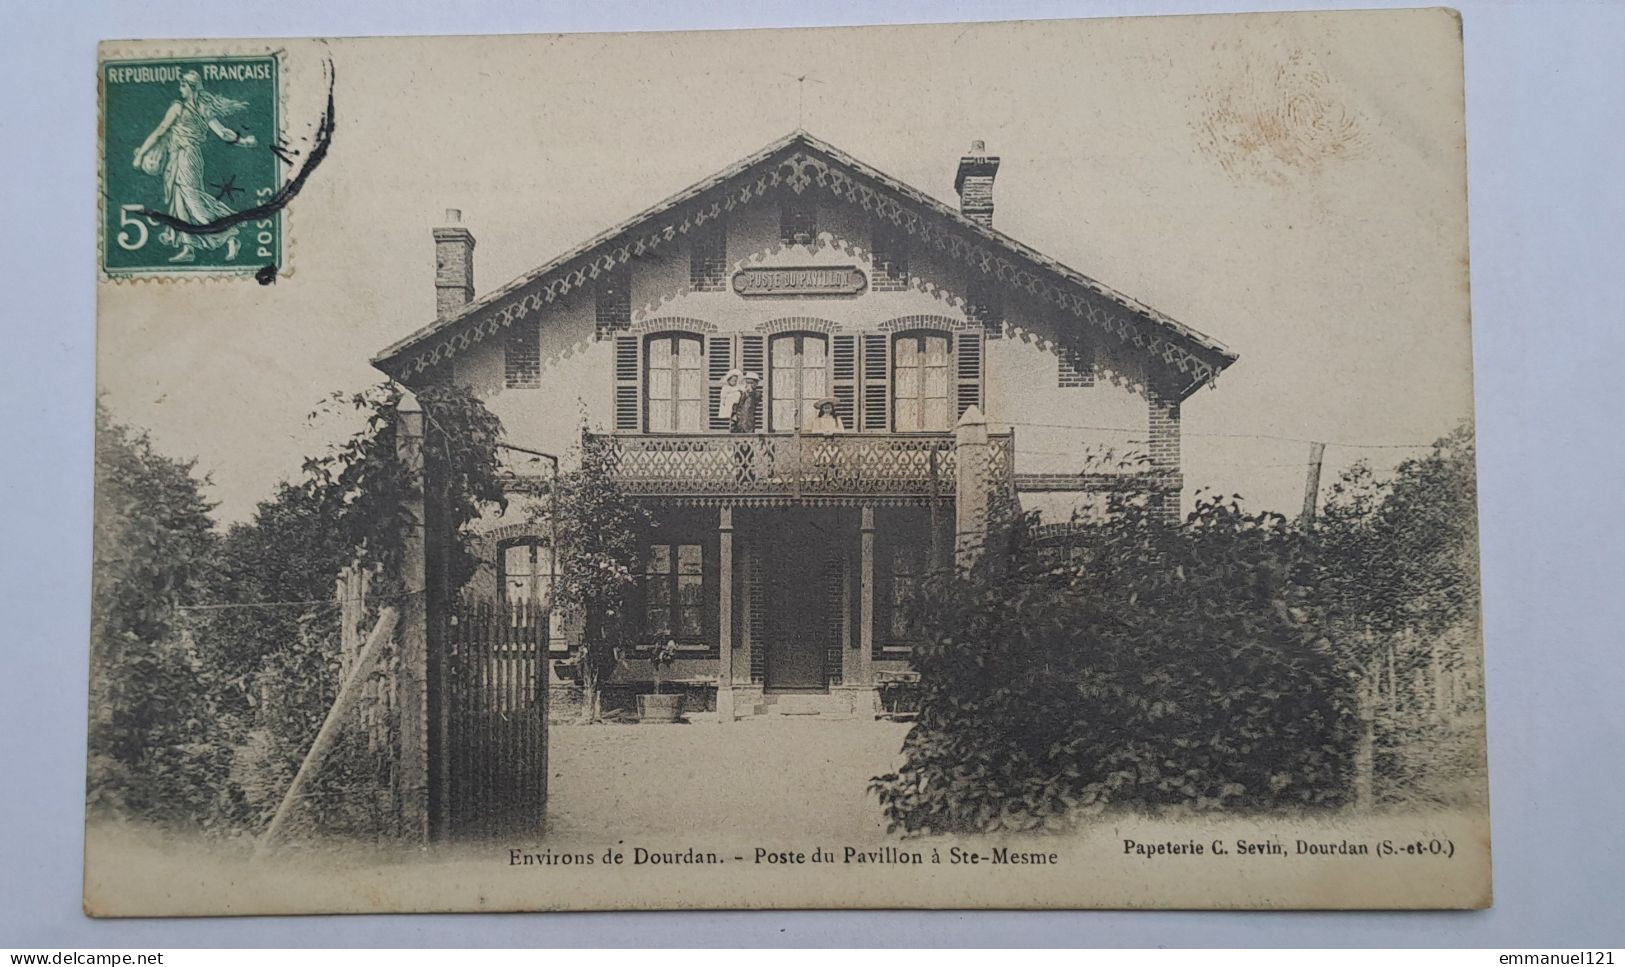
(441, 597, 548, 840)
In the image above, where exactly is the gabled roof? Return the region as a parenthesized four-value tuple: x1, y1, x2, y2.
(373, 131, 1237, 398)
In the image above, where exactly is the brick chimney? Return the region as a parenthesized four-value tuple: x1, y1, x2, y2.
(434, 208, 476, 320)
(954, 140, 1001, 227)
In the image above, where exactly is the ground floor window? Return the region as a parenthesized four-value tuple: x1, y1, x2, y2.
(645, 542, 706, 641)
(887, 539, 925, 643)
(498, 539, 566, 643)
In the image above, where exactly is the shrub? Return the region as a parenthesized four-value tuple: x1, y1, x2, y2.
(545, 430, 650, 722)
(872, 496, 1361, 835)
(88, 404, 236, 829)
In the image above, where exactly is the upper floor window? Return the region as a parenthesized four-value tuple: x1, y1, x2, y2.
(1057, 345, 1096, 388)
(966, 281, 1002, 340)
(612, 327, 980, 434)
(690, 221, 727, 291)
(892, 331, 952, 431)
(780, 201, 817, 246)
(645, 333, 706, 432)
(595, 265, 631, 340)
(769, 332, 829, 431)
(871, 222, 909, 290)
(504, 316, 541, 389)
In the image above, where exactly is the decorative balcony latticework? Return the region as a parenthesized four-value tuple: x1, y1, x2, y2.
(587, 432, 1014, 504)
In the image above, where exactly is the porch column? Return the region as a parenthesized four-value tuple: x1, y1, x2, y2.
(717, 505, 735, 722)
(859, 505, 876, 685)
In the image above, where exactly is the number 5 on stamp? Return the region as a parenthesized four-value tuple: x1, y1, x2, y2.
(100, 55, 281, 279)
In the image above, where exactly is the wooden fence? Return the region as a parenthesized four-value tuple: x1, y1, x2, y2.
(441, 597, 549, 840)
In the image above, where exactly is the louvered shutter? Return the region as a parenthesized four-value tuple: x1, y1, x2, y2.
(955, 330, 984, 419)
(860, 333, 890, 431)
(707, 334, 735, 431)
(739, 334, 766, 430)
(613, 334, 641, 431)
(831, 334, 858, 431)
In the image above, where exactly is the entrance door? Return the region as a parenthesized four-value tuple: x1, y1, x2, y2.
(763, 515, 836, 691)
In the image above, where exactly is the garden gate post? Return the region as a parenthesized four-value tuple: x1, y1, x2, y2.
(395, 390, 431, 844)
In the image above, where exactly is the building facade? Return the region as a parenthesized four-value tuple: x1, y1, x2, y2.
(372, 132, 1237, 719)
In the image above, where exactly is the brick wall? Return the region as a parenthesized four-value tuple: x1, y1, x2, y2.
(1057, 346, 1095, 387)
(966, 280, 1003, 339)
(434, 225, 475, 320)
(747, 542, 765, 684)
(780, 200, 817, 246)
(504, 317, 541, 389)
(594, 265, 631, 340)
(689, 221, 727, 291)
(958, 177, 994, 225)
(954, 147, 1000, 228)
(1148, 384, 1182, 521)
(870, 222, 909, 292)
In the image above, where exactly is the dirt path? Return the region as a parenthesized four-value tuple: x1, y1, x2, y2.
(545, 718, 912, 842)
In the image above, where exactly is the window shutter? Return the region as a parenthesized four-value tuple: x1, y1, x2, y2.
(955, 330, 984, 419)
(831, 334, 857, 431)
(860, 333, 890, 431)
(707, 334, 735, 431)
(739, 334, 766, 430)
(613, 334, 641, 431)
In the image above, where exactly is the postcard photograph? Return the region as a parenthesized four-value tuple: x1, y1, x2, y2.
(87, 10, 1488, 914)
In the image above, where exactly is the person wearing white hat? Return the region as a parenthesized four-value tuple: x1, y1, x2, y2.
(808, 397, 845, 434)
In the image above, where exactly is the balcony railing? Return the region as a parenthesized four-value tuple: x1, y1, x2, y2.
(587, 431, 1014, 499)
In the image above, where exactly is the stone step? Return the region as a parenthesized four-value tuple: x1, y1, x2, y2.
(762, 691, 872, 718)
(764, 693, 839, 715)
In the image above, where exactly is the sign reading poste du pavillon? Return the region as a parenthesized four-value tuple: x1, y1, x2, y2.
(732, 266, 868, 297)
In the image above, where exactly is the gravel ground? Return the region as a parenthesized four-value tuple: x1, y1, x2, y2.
(545, 717, 912, 842)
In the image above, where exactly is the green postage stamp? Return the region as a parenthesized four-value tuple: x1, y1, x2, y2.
(100, 55, 282, 279)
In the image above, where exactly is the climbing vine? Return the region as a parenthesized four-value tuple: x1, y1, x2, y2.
(300, 381, 509, 596)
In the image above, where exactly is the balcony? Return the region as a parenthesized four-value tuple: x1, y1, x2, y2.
(586, 431, 1014, 499)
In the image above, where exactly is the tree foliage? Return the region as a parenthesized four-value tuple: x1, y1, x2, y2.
(543, 431, 650, 722)
(872, 496, 1361, 835)
(1313, 422, 1484, 806)
(1315, 423, 1480, 639)
(88, 403, 232, 827)
(300, 382, 509, 595)
(89, 383, 510, 835)
(208, 381, 509, 831)
(874, 422, 1484, 831)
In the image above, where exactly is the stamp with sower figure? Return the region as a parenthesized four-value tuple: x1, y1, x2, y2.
(101, 55, 282, 279)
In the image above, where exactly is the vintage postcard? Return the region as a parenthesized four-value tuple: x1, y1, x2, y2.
(88, 10, 1487, 914)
